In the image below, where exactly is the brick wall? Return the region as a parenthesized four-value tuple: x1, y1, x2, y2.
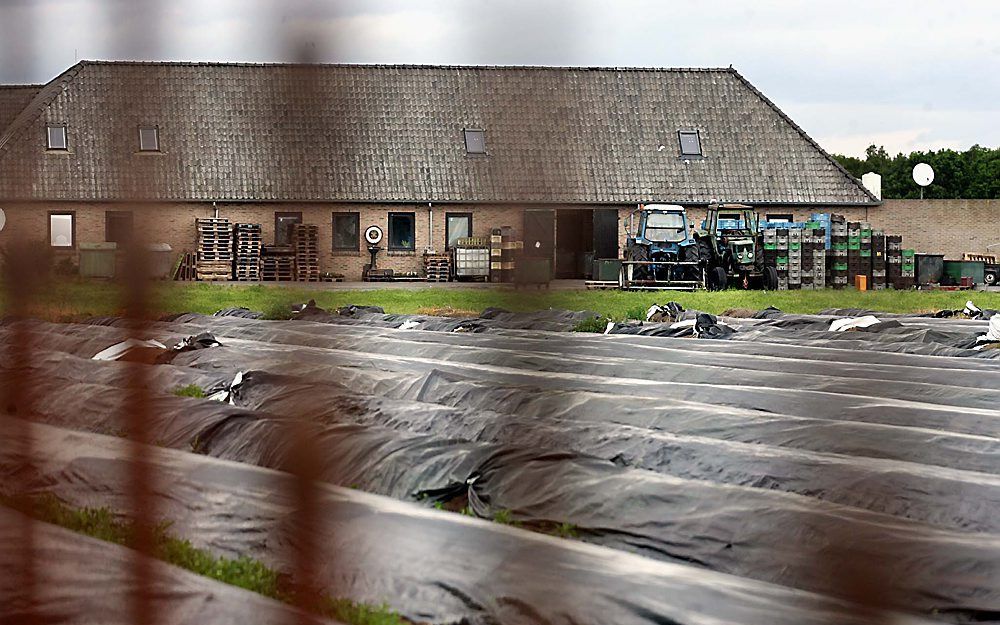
(0, 201, 529, 280)
(867, 199, 999, 260)
(2, 199, 995, 280)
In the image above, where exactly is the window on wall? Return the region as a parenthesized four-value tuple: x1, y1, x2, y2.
(677, 130, 702, 157)
(464, 129, 486, 154)
(388, 212, 416, 251)
(138, 126, 160, 152)
(332, 212, 360, 251)
(47, 125, 67, 150)
(49, 212, 75, 247)
(274, 212, 302, 246)
(446, 213, 472, 249)
(105, 211, 134, 245)
(766, 213, 794, 223)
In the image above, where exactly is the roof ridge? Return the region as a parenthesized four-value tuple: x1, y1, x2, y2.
(78, 59, 734, 73)
(727, 69, 880, 204)
(0, 62, 87, 156)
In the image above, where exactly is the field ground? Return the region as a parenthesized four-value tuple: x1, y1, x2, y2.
(2, 280, 998, 321)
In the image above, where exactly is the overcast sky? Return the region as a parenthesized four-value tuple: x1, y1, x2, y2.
(1, 0, 997, 157)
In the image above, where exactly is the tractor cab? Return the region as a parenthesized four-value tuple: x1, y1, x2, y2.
(620, 204, 702, 290)
(630, 205, 694, 253)
(704, 206, 760, 270)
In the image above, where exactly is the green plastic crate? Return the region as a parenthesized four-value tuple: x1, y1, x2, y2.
(776, 256, 789, 264)
(834, 242, 848, 251)
(902, 262, 915, 272)
(848, 243, 860, 250)
(902, 249, 915, 257)
(789, 242, 801, 250)
(834, 262, 848, 271)
(764, 242, 777, 250)
(861, 229, 872, 237)
(860, 249, 872, 257)
(848, 236, 860, 244)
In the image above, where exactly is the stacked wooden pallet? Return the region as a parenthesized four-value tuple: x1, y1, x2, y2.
(424, 253, 451, 282)
(196, 218, 233, 281)
(261, 246, 296, 281)
(173, 252, 198, 281)
(234, 223, 262, 281)
(291, 223, 320, 282)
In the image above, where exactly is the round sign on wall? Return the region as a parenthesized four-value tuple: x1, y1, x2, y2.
(0, 208, 6, 232)
(364, 225, 384, 245)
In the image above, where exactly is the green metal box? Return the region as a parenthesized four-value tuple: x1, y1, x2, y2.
(943, 260, 985, 285)
(592, 259, 622, 282)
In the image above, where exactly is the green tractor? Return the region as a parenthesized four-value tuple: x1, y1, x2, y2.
(695, 203, 778, 291)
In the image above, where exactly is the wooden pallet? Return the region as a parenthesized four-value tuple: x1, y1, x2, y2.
(233, 223, 262, 282)
(196, 217, 234, 280)
(424, 253, 451, 282)
(291, 223, 320, 281)
(174, 252, 198, 281)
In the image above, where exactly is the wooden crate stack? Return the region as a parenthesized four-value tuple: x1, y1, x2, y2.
(490, 227, 522, 283)
(424, 253, 451, 282)
(261, 247, 295, 281)
(234, 223, 262, 281)
(291, 223, 320, 281)
(196, 218, 233, 281)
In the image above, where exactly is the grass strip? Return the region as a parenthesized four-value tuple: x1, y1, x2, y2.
(2, 280, 998, 322)
(1, 493, 406, 625)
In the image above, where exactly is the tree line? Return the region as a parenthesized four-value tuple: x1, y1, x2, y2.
(832, 145, 1000, 199)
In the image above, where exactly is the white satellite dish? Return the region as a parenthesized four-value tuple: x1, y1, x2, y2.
(0, 208, 5, 232)
(364, 225, 384, 245)
(912, 163, 934, 187)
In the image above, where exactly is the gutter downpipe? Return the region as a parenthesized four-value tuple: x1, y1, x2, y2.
(428, 202, 433, 253)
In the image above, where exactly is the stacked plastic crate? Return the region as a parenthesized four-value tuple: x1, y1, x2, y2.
(786, 228, 802, 289)
(900, 247, 916, 288)
(765, 228, 790, 290)
(846, 222, 870, 286)
(870, 231, 887, 290)
(802, 221, 826, 289)
(828, 217, 849, 289)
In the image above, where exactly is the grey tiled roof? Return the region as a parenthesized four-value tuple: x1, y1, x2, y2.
(0, 61, 876, 204)
(0, 85, 42, 135)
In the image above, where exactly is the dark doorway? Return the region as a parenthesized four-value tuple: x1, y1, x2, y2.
(523, 209, 555, 260)
(593, 209, 619, 259)
(555, 209, 594, 279)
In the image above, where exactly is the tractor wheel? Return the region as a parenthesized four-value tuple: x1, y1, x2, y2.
(624, 244, 650, 281)
(985, 270, 998, 286)
(707, 266, 728, 291)
(698, 238, 714, 263)
(682, 242, 700, 263)
(625, 243, 649, 262)
(682, 243, 703, 281)
(762, 266, 779, 291)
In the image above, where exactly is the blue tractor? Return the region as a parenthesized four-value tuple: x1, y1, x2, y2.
(620, 204, 703, 290)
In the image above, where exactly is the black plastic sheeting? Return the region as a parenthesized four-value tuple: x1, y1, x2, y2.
(225, 299, 1000, 357)
(1, 420, 941, 625)
(0, 505, 331, 625)
(2, 310, 1000, 624)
